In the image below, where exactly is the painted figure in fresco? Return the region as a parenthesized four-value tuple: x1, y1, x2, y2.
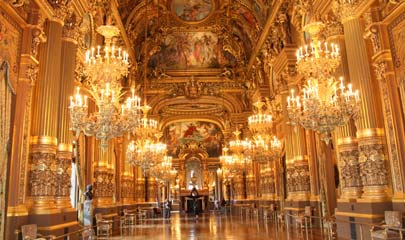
(174, 0, 211, 21)
(183, 123, 198, 138)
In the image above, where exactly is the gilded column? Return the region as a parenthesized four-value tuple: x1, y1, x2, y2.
(7, 14, 43, 219)
(121, 138, 135, 205)
(325, 17, 362, 200)
(260, 164, 269, 199)
(135, 167, 146, 203)
(268, 161, 276, 200)
(292, 127, 310, 201)
(93, 141, 114, 207)
(363, 8, 405, 201)
(246, 167, 256, 200)
(147, 177, 158, 202)
(341, 13, 389, 201)
(29, 15, 65, 214)
(232, 177, 244, 200)
(54, 12, 79, 210)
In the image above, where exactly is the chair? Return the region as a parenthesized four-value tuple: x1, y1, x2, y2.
(294, 206, 312, 229)
(370, 211, 403, 240)
(95, 213, 113, 239)
(81, 228, 95, 240)
(264, 204, 275, 222)
(21, 224, 55, 240)
(277, 210, 285, 226)
(121, 209, 136, 236)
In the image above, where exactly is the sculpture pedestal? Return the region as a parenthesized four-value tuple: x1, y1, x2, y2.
(84, 200, 93, 226)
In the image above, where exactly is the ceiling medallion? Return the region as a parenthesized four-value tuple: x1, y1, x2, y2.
(171, 0, 214, 24)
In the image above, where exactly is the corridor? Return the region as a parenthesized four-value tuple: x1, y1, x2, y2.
(113, 213, 326, 240)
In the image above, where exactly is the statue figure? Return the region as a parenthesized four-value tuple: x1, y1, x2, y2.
(84, 184, 93, 200)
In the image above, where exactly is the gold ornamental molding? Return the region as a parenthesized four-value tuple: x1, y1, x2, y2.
(57, 143, 72, 152)
(356, 128, 385, 138)
(337, 136, 358, 145)
(6, 205, 29, 217)
(30, 136, 58, 146)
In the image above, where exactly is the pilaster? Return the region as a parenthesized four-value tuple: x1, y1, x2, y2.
(343, 15, 390, 202)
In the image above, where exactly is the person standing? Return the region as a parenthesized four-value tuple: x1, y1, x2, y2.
(165, 199, 171, 218)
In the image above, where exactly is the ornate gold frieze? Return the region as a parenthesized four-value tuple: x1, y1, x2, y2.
(121, 176, 135, 199)
(29, 152, 57, 197)
(338, 148, 362, 190)
(358, 143, 386, 187)
(93, 168, 114, 198)
(54, 154, 72, 198)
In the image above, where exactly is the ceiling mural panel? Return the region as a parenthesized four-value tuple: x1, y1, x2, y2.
(172, 0, 213, 22)
(148, 31, 237, 69)
(164, 121, 223, 158)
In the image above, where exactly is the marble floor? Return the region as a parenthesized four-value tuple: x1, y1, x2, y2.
(113, 212, 328, 240)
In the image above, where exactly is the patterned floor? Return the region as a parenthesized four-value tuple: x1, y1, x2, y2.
(111, 212, 327, 240)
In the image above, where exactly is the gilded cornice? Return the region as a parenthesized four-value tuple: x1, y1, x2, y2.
(247, 0, 284, 71)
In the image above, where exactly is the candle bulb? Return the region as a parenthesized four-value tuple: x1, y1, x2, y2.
(97, 45, 101, 56)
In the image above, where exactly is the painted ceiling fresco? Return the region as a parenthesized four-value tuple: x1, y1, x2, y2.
(172, 0, 213, 22)
(118, 0, 275, 70)
(148, 31, 237, 69)
(164, 121, 223, 158)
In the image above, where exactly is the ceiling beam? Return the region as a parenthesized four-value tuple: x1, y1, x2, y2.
(246, 0, 284, 72)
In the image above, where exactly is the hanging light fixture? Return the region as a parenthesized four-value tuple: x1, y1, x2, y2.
(286, 21, 361, 143)
(248, 101, 273, 135)
(69, 22, 141, 148)
(247, 100, 282, 164)
(150, 155, 177, 182)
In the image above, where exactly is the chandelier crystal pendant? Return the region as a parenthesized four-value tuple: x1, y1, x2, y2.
(69, 23, 140, 148)
(286, 21, 361, 143)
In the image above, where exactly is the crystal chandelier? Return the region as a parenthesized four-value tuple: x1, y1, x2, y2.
(150, 155, 177, 182)
(250, 135, 282, 164)
(220, 147, 238, 174)
(126, 138, 167, 172)
(134, 105, 158, 139)
(286, 22, 361, 143)
(127, 104, 165, 172)
(247, 100, 282, 163)
(226, 130, 253, 173)
(248, 101, 273, 135)
(69, 24, 140, 148)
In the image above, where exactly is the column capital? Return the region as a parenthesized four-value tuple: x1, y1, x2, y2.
(62, 11, 81, 44)
(332, 0, 362, 23)
(323, 12, 344, 39)
(19, 54, 39, 86)
(46, 0, 71, 25)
